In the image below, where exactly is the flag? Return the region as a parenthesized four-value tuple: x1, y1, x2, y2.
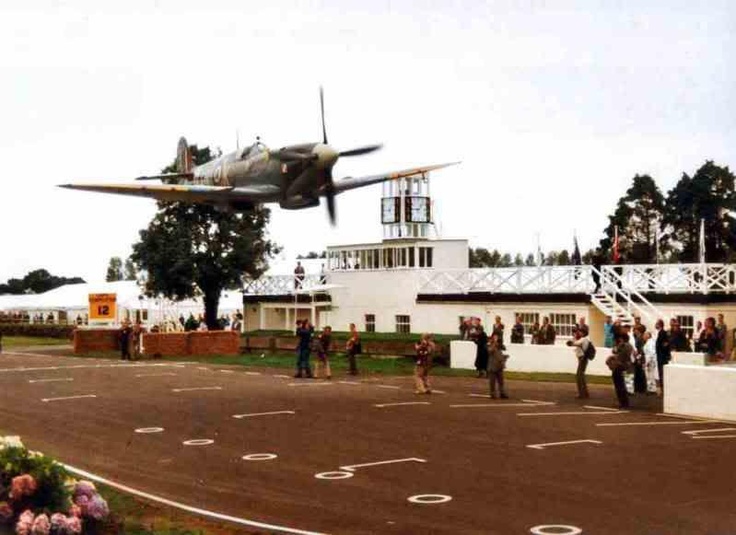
(612, 226, 620, 263)
(572, 234, 582, 266)
(536, 233, 542, 266)
(699, 218, 706, 264)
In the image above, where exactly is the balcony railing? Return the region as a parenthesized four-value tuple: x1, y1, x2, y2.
(243, 275, 325, 295)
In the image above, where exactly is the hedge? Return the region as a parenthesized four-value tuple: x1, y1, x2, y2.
(0, 324, 75, 339)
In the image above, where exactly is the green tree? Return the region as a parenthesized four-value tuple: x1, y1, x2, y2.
(557, 249, 571, 266)
(131, 144, 279, 329)
(662, 161, 736, 262)
(599, 174, 666, 264)
(513, 253, 524, 267)
(123, 257, 137, 281)
(106, 257, 123, 282)
(524, 253, 536, 266)
(0, 270, 84, 295)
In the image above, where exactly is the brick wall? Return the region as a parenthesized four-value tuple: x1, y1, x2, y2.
(142, 331, 239, 357)
(74, 329, 121, 353)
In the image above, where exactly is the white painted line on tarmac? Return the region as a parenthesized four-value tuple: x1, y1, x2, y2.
(340, 457, 427, 472)
(135, 372, 177, 378)
(682, 428, 736, 436)
(233, 410, 296, 419)
(430, 390, 446, 394)
(245, 371, 262, 376)
(287, 382, 333, 387)
(60, 462, 328, 535)
(135, 427, 164, 434)
(583, 405, 620, 412)
(375, 384, 401, 390)
(196, 367, 210, 371)
(0, 362, 184, 373)
(171, 386, 223, 393)
(218, 370, 235, 374)
(29, 377, 74, 384)
(451, 403, 545, 408)
(597, 420, 717, 427)
(520, 399, 556, 405)
(527, 439, 602, 450)
(315, 471, 354, 480)
(530, 525, 582, 535)
(692, 434, 736, 440)
(274, 374, 291, 379)
(374, 402, 431, 408)
(519, 410, 627, 417)
(42, 394, 97, 403)
(338, 381, 361, 385)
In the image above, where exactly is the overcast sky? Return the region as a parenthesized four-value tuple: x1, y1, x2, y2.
(1, 0, 734, 282)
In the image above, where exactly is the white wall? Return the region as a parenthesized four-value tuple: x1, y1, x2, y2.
(664, 364, 736, 422)
(451, 341, 613, 376)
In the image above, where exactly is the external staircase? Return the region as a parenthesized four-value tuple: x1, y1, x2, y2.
(589, 266, 663, 325)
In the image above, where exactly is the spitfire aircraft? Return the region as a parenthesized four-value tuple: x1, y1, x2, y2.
(60, 90, 456, 225)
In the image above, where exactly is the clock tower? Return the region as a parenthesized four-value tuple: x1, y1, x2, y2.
(381, 173, 434, 240)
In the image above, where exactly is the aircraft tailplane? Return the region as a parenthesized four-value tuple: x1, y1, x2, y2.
(176, 137, 194, 174)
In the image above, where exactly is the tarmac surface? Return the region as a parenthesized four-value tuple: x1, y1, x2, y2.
(1, 350, 735, 535)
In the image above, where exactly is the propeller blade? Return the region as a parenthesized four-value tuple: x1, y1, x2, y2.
(338, 144, 383, 158)
(320, 86, 328, 145)
(324, 167, 337, 225)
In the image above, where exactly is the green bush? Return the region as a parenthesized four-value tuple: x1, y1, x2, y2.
(0, 323, 75, 339)
(0, 446, 71, 513)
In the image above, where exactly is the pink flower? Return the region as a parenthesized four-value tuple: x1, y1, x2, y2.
(0, 501, 13, 523)
(67, 505, 81, 519)
(31, 514, 50, 535)
(64, 516, 81, 535)
(10, 475, 38, 501)
(85, 495, 109, 521)
(72, 481, 96, 500)
(49, 514, 66, 531)
(15, 510, 34, 535)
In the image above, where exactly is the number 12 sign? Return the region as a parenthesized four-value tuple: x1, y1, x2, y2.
(89, 293, 117, 321)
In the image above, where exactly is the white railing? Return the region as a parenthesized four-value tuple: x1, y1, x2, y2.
(417, 264, 736, 295)
(243, 275, 325, 295)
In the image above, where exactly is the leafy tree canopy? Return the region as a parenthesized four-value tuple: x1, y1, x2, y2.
(0, 269, 85, 295)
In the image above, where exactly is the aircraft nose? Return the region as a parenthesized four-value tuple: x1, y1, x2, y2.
(313, 143, 339, 169)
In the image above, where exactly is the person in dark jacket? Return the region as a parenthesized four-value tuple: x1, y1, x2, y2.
(654, 319, 671, 393)
(668, 318, 689, 352)
(607, 333, 633, 409)
(510, 316, 525, 344)
(487, 333, 508, 399)
(119, 321, 132, 361)
(294, 319, 314, 378)
(473, 326, 489, 378)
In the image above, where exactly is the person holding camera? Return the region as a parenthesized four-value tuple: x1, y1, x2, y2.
(414, 333, 434, 394)
(346, 322, 361, 375)
(606, 333, 634, 409)
(567, 325, 591, 399)
(294, 319, 314, 378)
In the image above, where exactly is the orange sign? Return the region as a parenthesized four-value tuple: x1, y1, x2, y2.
(89, 293, 117, 321)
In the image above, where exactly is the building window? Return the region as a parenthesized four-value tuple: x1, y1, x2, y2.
(365, 314, 376, 333)
(419, 247, 433, 268)
(676, 315, 695, 341)
(515, 312, 540, 334)
(549, 313, 576, 338)
(395, 315, 411, 334)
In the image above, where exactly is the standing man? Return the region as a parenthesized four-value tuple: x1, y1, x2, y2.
(716, 313, 728, 358)
(539, 317, 556, 345)
(510, 316, 525, 344)
(414, 333, 434, 394)
(119, 321, 132, 361)
(492, 316, 505, 347)
(607, 333, 633, 409)
(603, 316, 614, 348)
(473, 325, 489, 378)
(314, 325, 332, 380)
(488, 332, 509, 399)
(567, 325, 591, 399)
(654, 319, 670, 394)
(294, 261, 305, 290)
(294, 319, 314, 378)
(668, 318, 688, 352)
(346, 322, 361, 375)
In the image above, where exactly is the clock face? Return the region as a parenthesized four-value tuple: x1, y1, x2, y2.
(382, 197, 399, 224)
(407, 197, 430, 223)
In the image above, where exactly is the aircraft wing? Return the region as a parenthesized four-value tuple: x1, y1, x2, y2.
(332, 162, 459, 194)
(57, 183, 279, 204)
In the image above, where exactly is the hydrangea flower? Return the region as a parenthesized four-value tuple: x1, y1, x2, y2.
(10, 475, 38, 500)
(65, 516, 81, 535)
(72, 481, 96, 500)
(67, 504, 81, 519)
(49, 513, 67, 533)
(15, 509, 34, 535)
(72, 495, 88, 517)
(31, 514, 50, 535)
(85, 495, 109, 521)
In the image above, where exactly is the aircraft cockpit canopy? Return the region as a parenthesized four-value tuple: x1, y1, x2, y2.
(239, 140, 268, 160)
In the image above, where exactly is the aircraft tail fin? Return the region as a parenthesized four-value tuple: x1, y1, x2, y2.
(176, 137, 194, 174)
